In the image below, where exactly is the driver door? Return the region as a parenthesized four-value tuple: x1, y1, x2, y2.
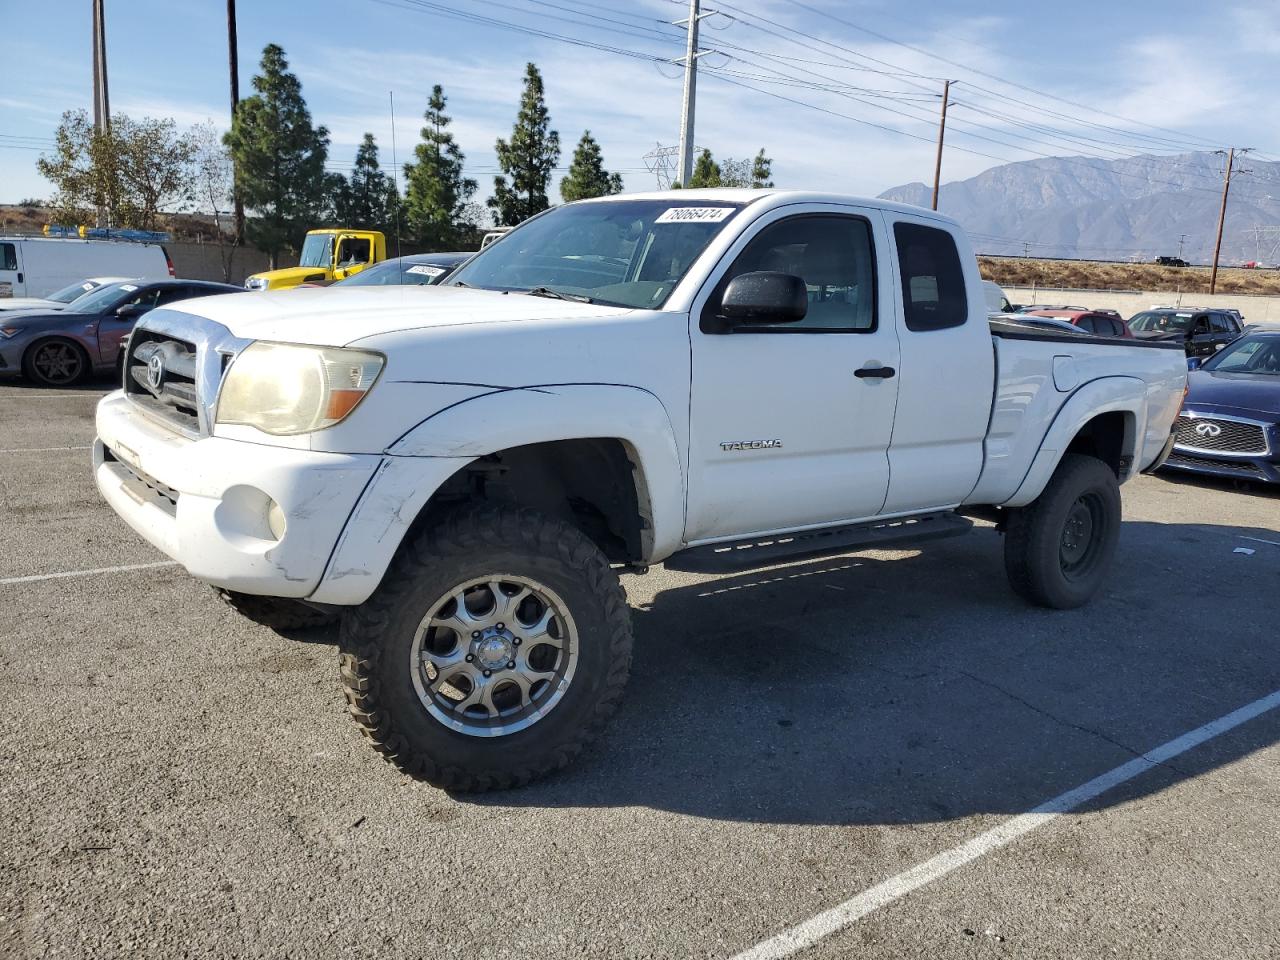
(95, 286, 163, 364)
(684, 205, 901, 543)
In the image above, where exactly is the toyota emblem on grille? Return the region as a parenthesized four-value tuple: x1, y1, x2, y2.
(146, 353, 165, 391)
(1194, 422, 1222, 438)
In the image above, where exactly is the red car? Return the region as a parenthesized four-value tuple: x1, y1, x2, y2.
(1025, 309, 1134, 338)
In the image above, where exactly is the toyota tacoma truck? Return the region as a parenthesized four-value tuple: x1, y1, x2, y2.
(93, 191, 1187, 790)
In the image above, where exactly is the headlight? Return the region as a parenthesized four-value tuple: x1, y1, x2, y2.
(215, 342, 384, 435)
(245, 277, 268, 291)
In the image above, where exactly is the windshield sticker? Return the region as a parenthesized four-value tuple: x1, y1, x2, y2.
(120, 284, 138, 291)
(654, 206, 735, 224)
(406, 264, 447, 277)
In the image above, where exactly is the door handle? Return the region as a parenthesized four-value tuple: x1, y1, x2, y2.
(854, 365, 896, 379)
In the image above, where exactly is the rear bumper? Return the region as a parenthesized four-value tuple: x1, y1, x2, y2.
(94, 390, 382, 597)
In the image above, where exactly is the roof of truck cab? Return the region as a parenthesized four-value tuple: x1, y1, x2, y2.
(574, 189, 960, 223)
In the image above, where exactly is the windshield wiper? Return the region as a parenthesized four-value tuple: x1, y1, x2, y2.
(526, 286, 593, 304)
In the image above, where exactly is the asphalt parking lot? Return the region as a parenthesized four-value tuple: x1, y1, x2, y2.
(2, 377, 1279, 960)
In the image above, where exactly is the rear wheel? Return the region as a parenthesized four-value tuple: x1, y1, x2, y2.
(23, 338, 89, 387)
(338, 503, 633, 791)
(1003, 454, 1121, 609)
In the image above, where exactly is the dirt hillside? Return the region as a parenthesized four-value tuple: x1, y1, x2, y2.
(979, 256, 1280, 296)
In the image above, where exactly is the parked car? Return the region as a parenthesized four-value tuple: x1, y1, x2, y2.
(981, 280, 1012, 315)
(0, 279, 240, 386)
(0, 276, 134, 313)
(1016, 303, 1089, 313)
(94, 190, 1186, 789)
(0, 236, 172, 300)
(1155, 256, 1189, 267)
(329, 252, 471, 287)
(1162, 331, 1280, 484)
(1025, 309, 1134, 338)
(1128, 308, 1243, 358)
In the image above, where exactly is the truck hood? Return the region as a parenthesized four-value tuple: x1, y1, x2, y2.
(1185, 369, 1280, 418)
(248, 265, 331, 288)
(164, 285, 633, 346)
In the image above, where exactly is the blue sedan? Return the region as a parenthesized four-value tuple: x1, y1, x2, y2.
(1162, 331, 1280, 484)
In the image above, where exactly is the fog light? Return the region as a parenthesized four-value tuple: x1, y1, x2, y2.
(268, 500, 287, 540)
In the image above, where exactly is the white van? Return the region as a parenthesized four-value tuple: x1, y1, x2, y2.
(982, 279, 1012, 315)
(0, 237, 172, 300)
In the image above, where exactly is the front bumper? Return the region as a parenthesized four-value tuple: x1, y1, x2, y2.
(94, 390, 382, 597)
(1160, 449, 1280, 484)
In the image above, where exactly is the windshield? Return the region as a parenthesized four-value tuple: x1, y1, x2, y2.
(67, 282, 132, 314)
(299, 234, 334, 268)
(335, 258, 454, 286)
(1129, 311, 1192, 333)
(48, 280, 102, 303)
(445, 199, 745, 308)
(1203, 337, 1280, 375)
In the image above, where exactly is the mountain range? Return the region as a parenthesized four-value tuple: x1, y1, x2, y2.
(879, 151, 1280, 265)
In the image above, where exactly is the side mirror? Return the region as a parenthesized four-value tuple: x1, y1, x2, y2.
(1187, 356, 1202, 371)
(719, 272, 807, 324)
(116, 302, 147, 319)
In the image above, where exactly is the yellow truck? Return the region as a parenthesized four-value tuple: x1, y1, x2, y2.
(245, 229, 387, 290)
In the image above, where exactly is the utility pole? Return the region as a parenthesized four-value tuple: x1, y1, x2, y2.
(227, 0, 245, 241)
(91, 0, 110, 227)
(1210, 147, 1252, 294)
(931, 79, 953, 211)
(1177, 233, 1188, 260)
(674, 0, 713, 186)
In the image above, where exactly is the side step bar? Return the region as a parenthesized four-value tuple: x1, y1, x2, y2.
(663, 511, 973, 575)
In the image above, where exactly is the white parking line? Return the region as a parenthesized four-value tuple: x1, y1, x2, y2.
(0, 393, 106, 399)
(0, 445, 91, 453)
(733, 687, 1280, 960)
(1241, 536, 1280, 548)
(0, 560, 180, 586)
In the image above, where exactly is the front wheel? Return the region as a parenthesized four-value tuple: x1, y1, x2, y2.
(338, 504, 633, 791)
(23, 338, 90, 387)
(1003, 454, 1121, 609)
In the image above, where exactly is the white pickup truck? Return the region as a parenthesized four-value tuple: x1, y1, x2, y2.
(94, 190, 1186, 790)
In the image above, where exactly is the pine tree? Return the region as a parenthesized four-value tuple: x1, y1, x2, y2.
(223, 44, 330, 266)
(685, 148, 722, 188)
(402, 85, 476, 249)
(559, 130, 623, 202)
(489, 63, 561, 226)
(334, 133, 399, 235)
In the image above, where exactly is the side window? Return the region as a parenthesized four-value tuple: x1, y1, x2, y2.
(1192, 315, 1211, 334)
(0, 242, 16, 272)
(156, 285, 198, 307)
(1077, 317, 1097, 334)
(1109, 319, 1125, 337)
(1208, 313, 1233, 334)
(893, 222, 967, 331)
(712, 215, 877, 333)
(339, 237, 372, 265)
(127, 288, 163, 313)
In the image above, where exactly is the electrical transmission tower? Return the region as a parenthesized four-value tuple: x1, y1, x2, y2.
(643, 142, 704, 189)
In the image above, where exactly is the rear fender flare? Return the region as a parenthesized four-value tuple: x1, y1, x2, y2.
(1003, 377, 1145, 508)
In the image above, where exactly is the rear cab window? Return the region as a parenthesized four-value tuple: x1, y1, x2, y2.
(892, 222, 967, 331)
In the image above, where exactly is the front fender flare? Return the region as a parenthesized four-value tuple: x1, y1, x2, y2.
(309, 383, 685, 605)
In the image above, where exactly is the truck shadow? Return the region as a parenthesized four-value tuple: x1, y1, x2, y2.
(471, 520, 1280, 825)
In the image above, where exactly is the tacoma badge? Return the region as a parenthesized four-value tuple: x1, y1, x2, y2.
(720, 439, 783, 451)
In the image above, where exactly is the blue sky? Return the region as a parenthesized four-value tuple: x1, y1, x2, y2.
(4, 0, 1279, 216)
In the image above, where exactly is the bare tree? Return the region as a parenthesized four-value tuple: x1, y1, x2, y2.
(191, 122, 241, 282)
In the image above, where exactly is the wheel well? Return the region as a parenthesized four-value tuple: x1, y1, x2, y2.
(1065, 411, 1132, 477)
(412, 439, 649, 563)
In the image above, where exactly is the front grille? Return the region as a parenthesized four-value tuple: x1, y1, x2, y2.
(1165, 453, 1266, 478)
(1174, 415, 1268, 455)
(124, 330, 201, 435)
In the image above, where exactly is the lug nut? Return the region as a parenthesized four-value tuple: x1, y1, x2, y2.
(513, 637, 522, 646)
(483, 669, 492, 678)
(465, 654, 474, 662)
(472, 631, 480, 639)
(496, 622, 505, 631)
(507, 660, 515, 669)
